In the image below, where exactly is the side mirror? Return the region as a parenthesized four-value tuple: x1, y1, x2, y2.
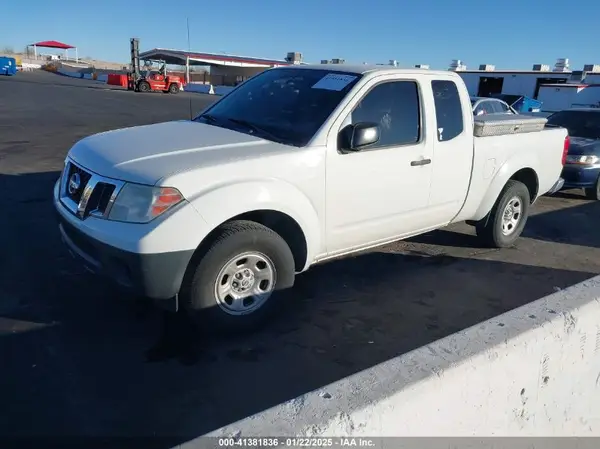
(340, 122, 380, 151)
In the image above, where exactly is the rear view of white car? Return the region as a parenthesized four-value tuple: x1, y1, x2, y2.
(54, 65, 568, 335)
(471, 96, 517, 116)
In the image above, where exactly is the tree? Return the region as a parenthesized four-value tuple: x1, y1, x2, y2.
(1, 46, 14, 54)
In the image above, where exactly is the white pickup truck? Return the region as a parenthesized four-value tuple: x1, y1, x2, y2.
(53, 64, 568, 334)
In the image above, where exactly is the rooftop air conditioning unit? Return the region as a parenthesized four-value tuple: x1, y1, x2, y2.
(449, 59, 467, 71)
(320, 59, 330, 64)
(415, 64, 429, 69)
(532, 64, 550, 71)
(583, 64, 600, 73)
(389, 60, 398, 67)
(285, 52, 303, 64)
(331, 58, 345, 64)
(553, 58, 570, 72)
(479, 64, 495, 71)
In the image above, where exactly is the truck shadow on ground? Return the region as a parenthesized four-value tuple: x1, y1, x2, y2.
(410, 192, 600, 250)
(0, 171, 597, 447)
(521, 198, 600, 248)
(548, 189, 588, 200)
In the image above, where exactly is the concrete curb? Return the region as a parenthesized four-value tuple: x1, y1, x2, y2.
(183, 84, 235, 96)
(180, 275, 600, 442)
(184, 84, 214, 95)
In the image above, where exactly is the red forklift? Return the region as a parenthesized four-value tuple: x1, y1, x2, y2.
(127, 38, 182, 94)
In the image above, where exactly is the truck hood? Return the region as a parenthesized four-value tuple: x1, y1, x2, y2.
(568, 136, 600, 156)
(68, 120, 286, 185)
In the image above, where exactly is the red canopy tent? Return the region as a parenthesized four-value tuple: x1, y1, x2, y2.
(29, 40, 78, 62)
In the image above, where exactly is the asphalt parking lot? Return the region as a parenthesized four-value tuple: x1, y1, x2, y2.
(2, 71, 600, 446)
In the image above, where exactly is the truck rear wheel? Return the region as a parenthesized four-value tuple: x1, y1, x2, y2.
(475, 180, 530, 248)
(168, 83, 179, 94)
(181, 220, 296, 334)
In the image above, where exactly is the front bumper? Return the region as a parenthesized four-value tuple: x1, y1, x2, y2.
(561, 164, 600, 189)
(54, 193, 195, 307)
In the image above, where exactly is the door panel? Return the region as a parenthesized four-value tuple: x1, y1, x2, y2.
(325, 78, 435, 254)
(428, 78, 474, 222)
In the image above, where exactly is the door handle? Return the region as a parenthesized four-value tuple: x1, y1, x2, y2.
(410, 158, 431, 166)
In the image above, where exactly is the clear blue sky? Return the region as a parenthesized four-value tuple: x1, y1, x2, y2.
(3, 0, 598, 70)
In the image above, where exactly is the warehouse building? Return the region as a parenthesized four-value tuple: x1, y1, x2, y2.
(449, 58, 600, 111)
(451, 58, 574, 98)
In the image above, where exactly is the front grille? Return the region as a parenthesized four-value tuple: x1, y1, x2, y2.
(87, 182, 116, 216)
(59, 160, 124, 220)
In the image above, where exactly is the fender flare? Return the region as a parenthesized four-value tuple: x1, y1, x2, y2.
(187, 179, 322, 270)
(471, 155, 539, 221)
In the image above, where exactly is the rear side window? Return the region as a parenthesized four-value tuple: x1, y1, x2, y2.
(432, 80, 464, 141)
(350, 81, 421, 148)
(494, 102, 509, 113)
(475, 101, 495, 116)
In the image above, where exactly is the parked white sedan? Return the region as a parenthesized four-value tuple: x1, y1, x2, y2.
(471, 96, 518, 116)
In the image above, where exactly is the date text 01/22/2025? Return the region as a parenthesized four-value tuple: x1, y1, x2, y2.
(217, 437, 376, 447)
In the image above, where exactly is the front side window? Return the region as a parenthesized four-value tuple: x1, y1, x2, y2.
(194, 68, 362, 147)
(348, 81, 421, 148)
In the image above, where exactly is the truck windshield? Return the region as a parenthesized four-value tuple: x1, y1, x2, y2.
(547, 110, 600, 139)
(194, 68, 362, 147)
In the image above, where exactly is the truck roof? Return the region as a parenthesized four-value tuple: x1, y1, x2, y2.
(277, 63, 457, 78)
(470, 96, 506, 102)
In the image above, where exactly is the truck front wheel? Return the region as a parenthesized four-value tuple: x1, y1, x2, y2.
(475, 180, 531, 248)
(181, 220, 296, 334)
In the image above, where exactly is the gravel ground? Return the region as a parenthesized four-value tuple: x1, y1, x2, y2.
(1, 71, 600, 447)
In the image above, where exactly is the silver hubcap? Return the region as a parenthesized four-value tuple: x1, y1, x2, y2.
(214, 251, 276, 316)
(501, 196, 522, 236)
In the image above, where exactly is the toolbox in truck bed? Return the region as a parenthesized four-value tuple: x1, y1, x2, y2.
(473, 115, 548, 137)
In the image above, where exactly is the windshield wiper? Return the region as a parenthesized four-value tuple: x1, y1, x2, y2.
(225, 118, 286, 144)
(198, 113, 221, 124)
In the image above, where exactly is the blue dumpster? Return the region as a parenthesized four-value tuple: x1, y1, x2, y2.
(0, 57, 17, 76)
(491, 94, 543, 113)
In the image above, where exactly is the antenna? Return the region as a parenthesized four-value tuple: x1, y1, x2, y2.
(187, 17, 193, 121)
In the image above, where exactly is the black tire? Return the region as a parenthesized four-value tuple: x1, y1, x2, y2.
(180, 220, 295, 334)
(475, 180, 531, 248)
(584, 176, 600, 200)
(168, 83, 179, 94)
(138, 81, 150, 93)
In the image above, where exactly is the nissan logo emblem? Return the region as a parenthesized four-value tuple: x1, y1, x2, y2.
(68, 172, 81, 195)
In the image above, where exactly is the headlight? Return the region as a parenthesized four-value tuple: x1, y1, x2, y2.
(565, 155, 599, 165)
(108, 183, 184, 223)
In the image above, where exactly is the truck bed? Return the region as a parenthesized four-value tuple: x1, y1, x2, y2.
(454, 121, 567, 224)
